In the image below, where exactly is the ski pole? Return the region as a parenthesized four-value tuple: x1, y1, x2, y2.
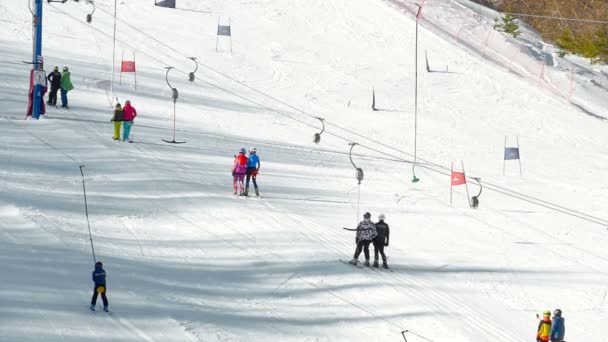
(79, 165, 97, 263)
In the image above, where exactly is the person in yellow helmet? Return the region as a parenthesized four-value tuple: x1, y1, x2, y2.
(537, 310, 552, 342)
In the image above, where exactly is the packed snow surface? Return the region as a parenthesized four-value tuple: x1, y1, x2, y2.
(1, 0, 607, 341)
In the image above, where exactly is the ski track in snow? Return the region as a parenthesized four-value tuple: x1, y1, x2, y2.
(2, 0, 608, 341)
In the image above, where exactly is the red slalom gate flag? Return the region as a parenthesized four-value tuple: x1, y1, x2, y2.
(451, 171, 466, 186)
(121, 61, 136, 73)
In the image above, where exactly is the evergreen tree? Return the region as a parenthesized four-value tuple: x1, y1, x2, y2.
(494, 12, 522, 38)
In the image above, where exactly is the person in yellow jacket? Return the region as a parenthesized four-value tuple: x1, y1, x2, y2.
(111, 103, 124, 140)
(537, 310, 552, 342)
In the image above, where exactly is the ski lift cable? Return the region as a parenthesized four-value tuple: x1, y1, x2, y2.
(90, 5, 447, 165)
(412, 162, 608, 226)
(52, 4, 608, 228)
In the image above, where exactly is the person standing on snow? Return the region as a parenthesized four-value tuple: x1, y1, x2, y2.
(59, 66, 74, 108)
(46, 66, 62, 107)
(372, 213, 390, 269)
(550, 309, 565, 342)
(349, 212, 377, 266)
(111, 103, 124, 141)
(122, 100, 137, 142)
(232, 148, 248, 195)
(537, 310, 552, 342)
(90, 261, 109, 312)
(244, 147, 260, 197)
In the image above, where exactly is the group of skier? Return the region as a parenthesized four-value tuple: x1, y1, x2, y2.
(110, 100, 138, 142)
(348, 212, 391, 269)
(46, 66, 74, 108)
(537, 309, 566, 342)
(232, 147, 261, 197)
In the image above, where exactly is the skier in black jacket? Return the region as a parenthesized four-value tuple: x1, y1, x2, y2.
(47, 66, 62, 106)
(373, 213, 390, 269)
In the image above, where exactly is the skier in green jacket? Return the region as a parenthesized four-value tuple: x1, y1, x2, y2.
(60, 67, 74, 108)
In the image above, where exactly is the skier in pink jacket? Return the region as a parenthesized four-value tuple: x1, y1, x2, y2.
(122, 100, 137, 142)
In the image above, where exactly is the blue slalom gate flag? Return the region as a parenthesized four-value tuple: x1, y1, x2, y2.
(504, 147, 520, 160)
(155, 0, 176, 9)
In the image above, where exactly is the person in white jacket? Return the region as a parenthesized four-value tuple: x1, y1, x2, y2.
(349, 212, 377, 266)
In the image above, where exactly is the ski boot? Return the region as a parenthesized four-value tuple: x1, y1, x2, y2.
(373, 260, 379, 268)
(90, 304, 95, 311)
(364, 259, 370, 267)
(348, 258, 358, 265)
(255, 188, 260, 197)
(243, 188, 249, 196)
(382, 262, 389, 269)
(103, 306, 109, 312)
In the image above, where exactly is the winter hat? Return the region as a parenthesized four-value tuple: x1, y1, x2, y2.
(125, 100, 131, 104)
(250, 147, 257, 153)
(95, 261, 103, 267)
(553, 309, 562, 317)
(543, 310, 551, 317)
(363, 212, 371, 219)
(53, 66, 59, 71)
(115, 103, 122, 109)
(240, 148, 246, 154)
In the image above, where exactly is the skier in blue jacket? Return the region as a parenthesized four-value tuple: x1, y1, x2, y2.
(90, 261, 109, 312)
(244, 147, 261, 197)
(549, 309, 565, 342)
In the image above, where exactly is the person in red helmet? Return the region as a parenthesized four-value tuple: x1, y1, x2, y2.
(232, 148, 248, 195)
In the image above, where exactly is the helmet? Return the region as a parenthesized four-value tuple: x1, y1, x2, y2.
(250, 147, 257, 153)
(543, 310, 551, 316)
(240, 148, 246, 154)
(363, 212, 371, 219)
(95, 261, 103, 267)
(378, 213, 386, 221)
(125, 100, 131, 104)
(115, 103, 122, 108)
(53, 66, 59, 71)
(63, 66, 68, 71)
(553, 309, 562, 317)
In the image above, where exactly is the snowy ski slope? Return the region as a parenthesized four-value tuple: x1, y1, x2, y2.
(1, 0, 608, 341)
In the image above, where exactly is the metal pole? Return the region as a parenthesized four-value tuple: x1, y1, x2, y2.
(462, 160, 471, 207)
(412, 7, 419, 181)
(110, 0, 117, 103)
(503, 136, 507, 176)
(32, 0, 43, 119)
(517, 136, 522, 176)
(450, 161, 453, 206)
(79, 165, 97, 263)
(173, 100, 176, 141)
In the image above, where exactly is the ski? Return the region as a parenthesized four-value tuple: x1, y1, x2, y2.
(339, 258, 366, 269)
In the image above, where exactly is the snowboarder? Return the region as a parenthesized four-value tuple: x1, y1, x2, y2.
(90, 261, 109, 312)
(111, 103, 124, 141)
(244, 147, 260, 197)
(349, 212, 377, 266)
(232, 148, 248, 195)
(122, 100, 137, 142)
(537, 310, 552, 342)
(372, 213, 390, 269)
(550, 309, 565, 342)
(46, 66, 61, 107)
(59, 66, 73, 108)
